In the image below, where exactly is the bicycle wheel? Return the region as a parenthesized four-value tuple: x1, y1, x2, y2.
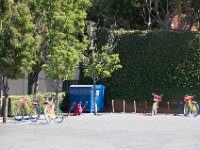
(29, 105, 41, 122)
(184, 103, 190, 116)
(14, 106, 24, 121)
(192, 103, 199, 117)
(44, 105, 53, 125)
(54, 107, 64, 123)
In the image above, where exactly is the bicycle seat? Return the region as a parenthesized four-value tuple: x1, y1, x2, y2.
(32, 99, 40, 104)
(44, 101, 50, 105)
(18, 99, 26, 105)
(31, 101, 38, 105)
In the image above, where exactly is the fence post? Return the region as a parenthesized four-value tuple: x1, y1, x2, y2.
(112, 100, 115, 113)
(134, 101, 136, 114)
(167, 101, 170, 115)
(143, 101, 147, 114)
(122, 100, 125, 113)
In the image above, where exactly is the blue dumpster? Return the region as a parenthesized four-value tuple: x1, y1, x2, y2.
(69, 85, 105, 112)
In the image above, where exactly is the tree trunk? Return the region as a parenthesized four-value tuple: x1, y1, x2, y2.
(0, 76, 2, 116)
(2, 76, 9, 123)
(55, 80, 59, 104)
(52, 80, 62, 104)
(33, 73, 39, 94)
(163, 19, 171, 31)
(3, 97, 8, 123)
(0, 100, 2, 116)
(28, 71, 40, 95)
(28, 72, 34, 95)
(93, 78, 97, 115)
(55, 90, 59, 104)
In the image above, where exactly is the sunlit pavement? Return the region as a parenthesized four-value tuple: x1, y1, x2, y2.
(0, 113, 200, 150)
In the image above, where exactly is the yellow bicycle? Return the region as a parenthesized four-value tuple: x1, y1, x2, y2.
(14, 98, 41, 122)
(43, 97, 63, 124)
(151, 93, 163, 115)
(183, 95, 199, 117)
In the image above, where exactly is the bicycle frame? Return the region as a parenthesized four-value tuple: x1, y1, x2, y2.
(31, 98, 45, 114)
(45, 102, 55, 119)
(18, 99, 34, 115)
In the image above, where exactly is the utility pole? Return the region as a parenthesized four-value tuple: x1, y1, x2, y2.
(89, 21, 98, 115)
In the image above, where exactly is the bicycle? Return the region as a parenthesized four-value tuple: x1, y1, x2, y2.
(183, 95, 199, 117)
(151, 93, 163, 115)
(43, 97, 64, 124)
(31, 96, 45, 114)
(14, 98, 41, 122)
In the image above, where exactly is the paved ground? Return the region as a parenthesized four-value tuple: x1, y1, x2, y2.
(0, 113, 200, 150)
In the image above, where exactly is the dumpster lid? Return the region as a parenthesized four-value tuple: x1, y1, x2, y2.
(70, 85, 93, 88)
(70, 85, 104, 89)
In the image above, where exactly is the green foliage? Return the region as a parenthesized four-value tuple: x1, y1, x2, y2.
(43, 49, 80, 80)
(174, 33, 200, 87)
(88, 0, 200, 31)
(84, 44, 122, 81)
(81, 30, 200, 101)
(0, 0, 40, 79)
(88, 0, 143, 29)
(42, 0, 91, 81)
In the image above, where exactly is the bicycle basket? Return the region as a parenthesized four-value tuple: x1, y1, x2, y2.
(153, 95, 162, 102)
(184, 95, 193, 102)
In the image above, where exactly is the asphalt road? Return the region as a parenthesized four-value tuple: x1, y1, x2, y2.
(0, 113, 200, 150)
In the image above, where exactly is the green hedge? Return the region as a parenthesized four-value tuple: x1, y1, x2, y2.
(80, 30, 200, 102)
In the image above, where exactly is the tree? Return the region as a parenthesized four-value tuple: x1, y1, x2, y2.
(139, 0, 200, 30)
(88, 0, 144, 30)
(140, 0, 174, 30)
(179, 0, 200, 31)
(27, 0, 49, 95)
(83, 22, 122, 115)
(88, 0, 200, 31)
(0, 0, 40, 123)
(42, 0, 91, 102)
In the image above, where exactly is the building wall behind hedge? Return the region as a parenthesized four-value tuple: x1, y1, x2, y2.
(81, 30, 200, 102)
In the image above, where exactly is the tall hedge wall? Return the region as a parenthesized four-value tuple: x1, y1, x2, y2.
(81, 30, 200, 102)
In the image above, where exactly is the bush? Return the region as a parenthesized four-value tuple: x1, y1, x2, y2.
(80, 30, 200, 102)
